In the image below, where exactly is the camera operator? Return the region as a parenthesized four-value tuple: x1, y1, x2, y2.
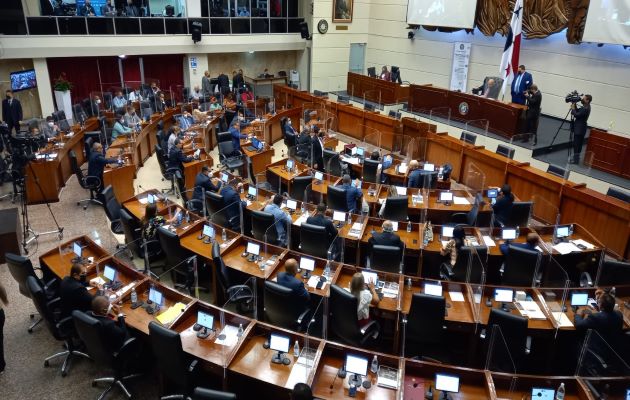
(524, 84, 542, 145)
(570, 94, 592, 164)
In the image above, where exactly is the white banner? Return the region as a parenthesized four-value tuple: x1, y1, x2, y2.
(449, 42, 472, 92)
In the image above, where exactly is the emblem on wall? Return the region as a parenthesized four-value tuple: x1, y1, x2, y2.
(458, 102, 469, 116)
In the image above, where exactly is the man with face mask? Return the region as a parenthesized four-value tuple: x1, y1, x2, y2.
(112, 113, 133, 139)
(190, 85, 202, 101)
(112, 90, 127, 111)
(2, 90, 22, 136)
(88, 296, 129, 354)
(179, 110, 194, 130)
(79, 0, 96, 16)
(88, 95, 102, 117)
(59, 262, 93, 319)
(42, 116, 60, 139)
(124, 106, 141, 127)
(570, 94, 592, 164)
(87, 142, 119, 191)
(125, 0, 140, 16)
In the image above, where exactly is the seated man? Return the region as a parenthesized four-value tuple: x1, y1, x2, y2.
(123, 106, 142, 128)
(168, 138, 194, 172)
(112, 113, 133, 140)
(192, 166, 221, 207)
(190, 85, 202, 101)
(112, 91, 127, 111)
(499, 232, 539, 255)
(209, 96, 222, 111)
(155, 92, 167, 113)
(89, 296, 129, 354)
(87, 142, 119, 191)
(296, 126, 312, 160)
(575, 290, 623, 347)
(368, 220, 404, 254)
(263, 194, 292, 246)
(42, 116, 60, 139)
(472, 77, 500, 100)
(179, 110, 195, 131)
(340, 174, 362, 213)
(220, 182, 247, 231)
(306, 203, 338, 247)
(59, 262, 93, 319)
(406, 160, 422, 188)
(277, 258, 310, 305)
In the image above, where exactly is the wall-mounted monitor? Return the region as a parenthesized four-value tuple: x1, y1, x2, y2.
(10, 69, 37, 92)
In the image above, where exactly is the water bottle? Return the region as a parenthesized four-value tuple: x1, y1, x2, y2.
(370, 355, 378, 374)
(347, 212, 352, 225)
(221, 228, 227, 242)
(406, 277, 412, 291)
(323, 262, 331, 280)
(130, 287, 138, 304)
(293, 340, 300, 357)
(301, 201, 306, 215)
(556, 382, 565, 400)
(407, 220, 412, 233)
(237, 323, 244, 337)
(240, 185, 244, 194)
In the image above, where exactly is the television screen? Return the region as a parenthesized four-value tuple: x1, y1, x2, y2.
(407, 0, 479, 29)
(10, 69, 37, 92)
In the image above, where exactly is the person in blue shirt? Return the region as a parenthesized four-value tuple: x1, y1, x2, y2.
(178, 110, 194, 131)
(219, 183, 246, 231)
(112, 91, 127, 111)
(340, 174, 362, 213)
(407, 160, 422, 188)
(499, 232, 539, 255)
(87, 142, 118, 191)
(277, 258, 310, 306)
(492, 184, 514, 226)
(229, 121, 248, 152)
(112, 114, 132, 140)
(263, 194, 292, 246)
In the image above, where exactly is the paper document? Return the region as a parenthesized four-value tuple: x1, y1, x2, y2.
(516, 300, 547, 320)
(293, 214, 309, 227)
(377, 366, 399, 389)
(453, 196, 470, 205)
(395, 186, 407, 196)
(553, 242, 582, 255)
(156, 302, 186, 325)
(381, 282, 399, 298)
(285, 363, 311, 389)
(307, 275, 327, 290)
(347, 222, 363, 238)
(398, 165, 408, 174)
(449, 291, 465, 302)
(138, 197, 148, 205)
(572, 239, 595, 249)
(482, 235, 496, 247)
(551, 312, 574, 328)
(215, 325, 240, 347)
(441, 240, 450, 247)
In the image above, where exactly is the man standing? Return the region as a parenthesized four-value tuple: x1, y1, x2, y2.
(217, 71, 230, 96)
(2, 90, 22, 135)
(340, 174, 362, 213)
(570, 94, 592, 164)
(229, 121, 247, 152)
(264, 194, 292, 246)
(511, 65, 533, 105)
(524, 84, 542, 145)
(79, 0, 96, 16)
(125, 0, 140, 16)
(87, 142, 118, 191)
(201, 71, 212, 97)
(233, 69, 245, 92)
(310, 127, 324, 171)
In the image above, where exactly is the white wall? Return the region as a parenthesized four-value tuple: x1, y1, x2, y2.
(367, 0, 630, 136)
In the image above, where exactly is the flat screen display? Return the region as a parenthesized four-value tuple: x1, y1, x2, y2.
(221, 173, 228, 182)
(246, 242, 260, 256)
(494, 289, 513, 303)
(286, 159, 294, 170)
(424, 282, 443, 297)
(269, 333, 290, 353)
(197, 311, 214, 330)
(314, 171, 323, 181)
(441, 226, 454, 238)
(439, 191, 453, 202)
(571, 293, 589, 306)
(357, 147, 365, 157)
(286, 199, 297, 210)
(487, 189, 498, 198)
(407, 0, 479, 29)
(502, 228, 517, 240)
(361, 271, 378, 285)
(531, 388, 555, 400)
(556, 225, 571, 238)
(333, 211, 346, 222)
(73, 242, 82, 258)
(248, 187, 257, 197)
(202, 224, 214, 238)
(103, 265, 116, 281)
(10, 69, 37, 92)
(345, 354, 368, 376)
(435, 373, 460, 393)
(149, 288, 163, 305)
(300, 257, 315, 271)
(423, 163, 435, 171)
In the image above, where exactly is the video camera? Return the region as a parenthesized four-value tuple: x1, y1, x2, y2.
(565, 90, 582, 104)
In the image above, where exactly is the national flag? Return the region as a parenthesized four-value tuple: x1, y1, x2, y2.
(499, 0, 524, 98)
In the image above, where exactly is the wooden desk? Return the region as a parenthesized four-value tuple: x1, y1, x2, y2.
(241, 143, 274, 178)
(400, 279, 475, 327)
(347, 72, 410, 105)
(39, 235, 110, 279)
(477, 286, 554, 330)
(221, 237, 287, 280)
(121, 190, 168, 221)
(182, 150, 213, 191)
(585, 128, 630, 179)
(264, 107, 302, 144)
(333, 265, 402, 313)
(491, 372, 591, 400)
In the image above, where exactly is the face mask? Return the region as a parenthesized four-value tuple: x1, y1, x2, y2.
(48, 122, 54, 127)
(238, 116, 244, 121)
(106, 304, 112, 314)
(96, 99, 101, 104)
(288, 120, 291, 125)
(6, 95, 11, 99)
(79, 273, 87, 283)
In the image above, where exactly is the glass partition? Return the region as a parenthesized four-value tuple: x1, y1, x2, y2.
(223, 275, 257, 319)
(485, 324, 518, 374)
(529, 194, 558, 227)
(362, 89, 382, 111)
(463, 119, 489, 149)
(576, 329, 630, 377)
(537, 257, 570, 338)
(428, 106, 451, 125)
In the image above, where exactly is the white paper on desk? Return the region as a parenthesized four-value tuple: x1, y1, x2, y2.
(516, 300, 547, 320)
(285, 363, 311, 389)
(441, 240, 449, 247)
(215, 325, 239, 347)
(395, 186, 407, 196)
(398, 165, 408, 174)
(138, 197, 148, 205)
(307, 275, 327, 290)
(293, 214, 309, 227)
(453, 196, 470, 205)
(482, 236, 496, 247)
(344, 157, 360, 165)
(553, 242, 582, 255)
(551, 312, 574, 328)
(535, 245, 544, 252)
(449, 291, 465, 302)
(347, 222, 363, 238)
(378, 198, 386, 205)
(572, 239, 595, 249)
(246, 200, 252, 206)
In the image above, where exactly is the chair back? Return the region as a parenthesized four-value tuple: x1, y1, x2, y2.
(72, 310, 113, 365)
(206, 191, 228, 226)
(149, 321, 192, 389)
(417, 170, 438, 189)
(486, 308, 528, 370)
(175, 171, 188, 203)
(218, 140, 236, 158)
(250, 210, 277, 243)
(101, 185, 122, 222)
(193, 387, 237, 400)
(326, 185, 348, 212)
(504, 201, 532, 227)
(157, 226, 192, 268)
(371, 245, 402, 273)
(323, 149, 341, 176)
(382, 196, 409, 221)
(84, 136, 94, 160)
(362, 159, 379, 183)
(155, 144, 169, 177)
(406, 293, 446, 345)
(300, 223, 329, 259)
(26, 276, 62, 340)
(289, 175, 312, 201)
(6, 252, 39, 298)
(503, 245, 540, 286)
(460, 131, 477, 145)
(119, 208, 142, 257)
(451, 246, 487, 283)
(212, 242, 232, 292)
(329, 284, 362, 345)
(217, 131, 232, 143)
(597, 260, 630, 286)
(606, 187, 629, 203)
(69, 150, 88, 189)
(496, 144, 515, 159)
(264, 280, 307, 330)
(546, 164, 568, 179)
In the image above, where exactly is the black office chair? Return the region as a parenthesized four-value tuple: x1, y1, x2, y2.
(547, 164, 568, 179)
(496, 144, 515, 159)
(446, 246, 488, 283)
(362, 158, 380, 183)
(381, 196, 409, 221)
(370, 245, 402, 273)
(100, 185, 124, 234)
(157, 226, 197, 293)
(501, 245, 541, 287)
(212, 242, 254, 313)
(451, 195, 481, 226)
(216, 131, 232, 144)
(53, 110, 71, 131)
(606, 187, 629, 203)
(155, 144, 178, 196)
(149, 321, 200, 399)
(329, 284, 380, 347)
(73, 103, 88, 124)
(193, 387, 237, 400)
(300, 223, 330, 259)
(460, 131, 477, 145)
(597, 260, 630, 286)
(72, 310, 142, 399)
(404, 293, 448, 361)
(250, 210, 278, 244)
(27, 276, 90, 377)
(118, 208, 163, 265)
(175, 170, 200, 211)
(206, 191, 238, 230)
(323, 149, 342, 176)
(69, 150, 102, 209)
(5, 252, 59, 333)
(499, 201, 532, 227)
(481, 309, 531, 372)
(326, 185, 348, 212)
(289, 175, 312, 201)
(218, 141, 244, 173)
(264, 281, 312, 331)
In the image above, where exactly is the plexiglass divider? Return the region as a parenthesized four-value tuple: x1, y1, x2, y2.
(575, 329, 630, 377)
(485, 324, 518, 374)
(463, 119, 489, 148)
(468, 248, 487, 331)
(363, 89, 382, 111)
(537, 257, 570, 338)
(429, 106, 451, 124)
(529, 194, 558, 227)
(360, 125, 382, 153)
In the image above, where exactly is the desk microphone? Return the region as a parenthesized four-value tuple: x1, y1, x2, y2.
(330, 366, 346, 390)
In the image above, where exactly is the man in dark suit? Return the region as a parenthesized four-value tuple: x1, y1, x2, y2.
(233, 68, 245, 93)
(101, 0, 117, 16)
(168, 138, 194, 172)
(276, 258, 310, 305)
(310, 128, 324, 171)
(87, 142, 118, 191)
(570, 94, 592, 164)
(524, 84, 542, 145)
(217, 72, 230, 96)
(192, 166, 221, 209)
(2, 90, 23, 135)
(575, 291, 623, 344)
(59, 263, 93, 319)
(296, 126, 312, 160)
(340, 174, 362, 213)
(220, 182, 246, 231)
(472, 77, 500, 100)
(78, 0, 96, 16)
(368, 220, 404, 254)
(229, 121, 247, 152)
(406, 160, 423, 188)
(511, 65, 533, 105)
(499, 232, 539, 255)
(155, 92, 167, 113)
(306, 203, 338, 247)
(89, 296, 129, 354)
(125, 0, 140, 16)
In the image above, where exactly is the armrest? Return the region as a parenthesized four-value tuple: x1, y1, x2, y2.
(47, 296, 62, 309)
(586, 348, 608, 369)
(85, 175, 102, 187)
(359, 320, 379, 336)
(296, 307, 312, 325)
(525, 336, 532, 355)
(227, 284, 253, 300)
(188, 359, 198, 373)
(56, 315, 74, 334)
(450, 212, 468, 224)
(114, 337, 139, 359)
(166, 167, 180, 174)
(140, 239, 160, 250)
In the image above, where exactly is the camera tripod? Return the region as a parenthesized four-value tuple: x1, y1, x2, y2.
(547, 107, 575, 163)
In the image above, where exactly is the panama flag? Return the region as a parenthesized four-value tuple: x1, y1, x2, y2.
(499, 0, 524, 98)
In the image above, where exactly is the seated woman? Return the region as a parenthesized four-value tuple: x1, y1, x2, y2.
(440, 225, 465, 267)
(142, 203, 176, 242)
(349, 272, 380, 328)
